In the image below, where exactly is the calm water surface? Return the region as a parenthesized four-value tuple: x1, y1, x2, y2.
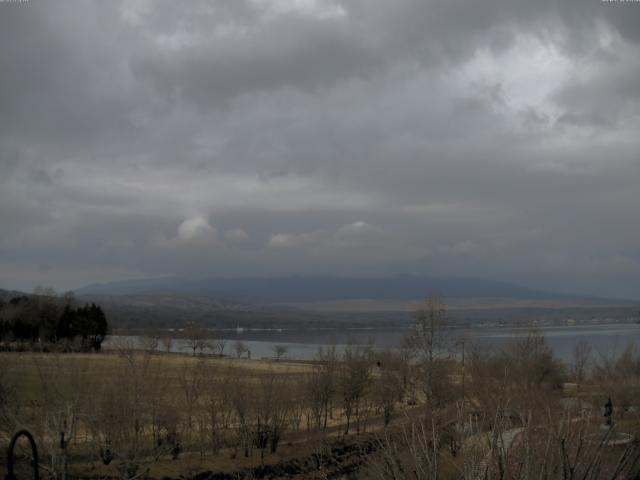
(104, 323, 640, 361)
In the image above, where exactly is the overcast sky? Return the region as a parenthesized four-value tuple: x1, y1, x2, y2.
(1, 0, 639, 298)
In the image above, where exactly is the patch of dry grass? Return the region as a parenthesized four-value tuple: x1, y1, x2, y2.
(1, 351, 312, 401)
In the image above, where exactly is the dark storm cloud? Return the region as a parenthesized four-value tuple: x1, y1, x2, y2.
(0, 0, 639, 298)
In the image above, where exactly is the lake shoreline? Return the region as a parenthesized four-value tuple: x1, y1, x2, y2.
(104, 321, 640, 362)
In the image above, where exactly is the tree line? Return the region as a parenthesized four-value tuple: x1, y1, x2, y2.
(0, 288, 108, 351)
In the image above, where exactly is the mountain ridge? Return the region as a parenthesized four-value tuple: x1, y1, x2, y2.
(74, 274, 614, 303)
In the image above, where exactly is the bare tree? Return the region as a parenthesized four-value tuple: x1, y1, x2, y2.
(253, 370, 291, 458)
(233, 340, 248, 359)
(32, 353, 88, 480)
(141, 335, 159, 353)
(229, 376, 251, 457)
(212, 337, 227, 357)
(571, 339, 592, 382)
(272, 344, 288, 361)
(200, 363, 232, 454)
(89, 349, 163, 479)
(183, 322, 209, 356)
(339, 345, 372, 434)
(405, 295, 451, 403)
(373, 351, 404, 426)
(178, 360, 206, 433)
(160, 334, 173, 354)
(307, 344, 338, 430)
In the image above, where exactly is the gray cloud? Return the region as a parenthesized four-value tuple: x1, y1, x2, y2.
(0, 0, 639, 298)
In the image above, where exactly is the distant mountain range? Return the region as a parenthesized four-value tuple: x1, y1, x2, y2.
(3, 279, 637, 331)
(71, 275, 637, 330)
(76, 274, 581, 303)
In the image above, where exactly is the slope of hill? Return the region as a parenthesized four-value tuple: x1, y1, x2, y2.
(76, 293, 404, 330)
(0, 288, 27, 301)
(76, 274, 568, 303)
(77, 292, 638, 331)
(73, 275, 639, 330)
(3, 283, 636, 331)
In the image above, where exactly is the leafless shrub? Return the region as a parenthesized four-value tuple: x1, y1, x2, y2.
(592, 344, 640, 412)
(468, 330, 565, 422)
(368, 409, 640, 480)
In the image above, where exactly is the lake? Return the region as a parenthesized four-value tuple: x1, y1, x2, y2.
(104, 322, 640, 362)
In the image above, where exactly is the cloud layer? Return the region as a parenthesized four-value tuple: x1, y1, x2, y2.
(1, 0, 639, 298)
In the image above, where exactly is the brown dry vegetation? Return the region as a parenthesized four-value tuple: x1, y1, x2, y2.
(0, 343, 413, 480)
(2, 299, 640, 479)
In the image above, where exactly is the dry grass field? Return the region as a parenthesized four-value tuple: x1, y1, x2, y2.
(1, 351, 313, 405)
(0, 347, 405, 479)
